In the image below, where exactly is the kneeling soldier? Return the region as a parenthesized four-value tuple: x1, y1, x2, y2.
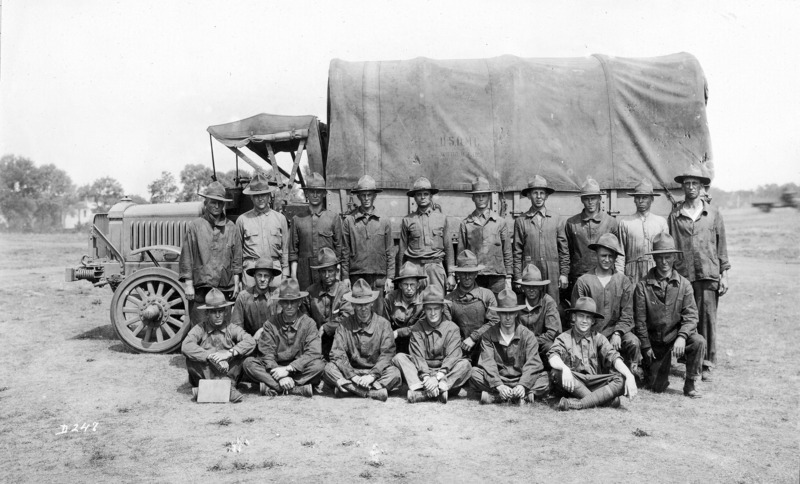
(548, 296, 638, 410)
(323, 279, 402, 401)
(181, 288, 255, 403)
(304, 248, 353, 360)
(515, 264, 562, 365)
(471, 288, 550, 404)
(393, 286, 472, 404)
(231, 258, 281, 338)
(244, 278, 325, 397)
(634, 233, 706, 398)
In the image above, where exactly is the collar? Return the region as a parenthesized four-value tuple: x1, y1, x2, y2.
(253, 206, 272, 216)
(420, 318, 444, 335)
(645, 268, 681, 286)
(489, 324, 523, 343)
(525, 207, 549, 218)
(320, 280, 340, 297)
(569, 327, 593, 342)
(203, 211, 227, 227)
(415, 206, 433, 216)
(466, 208, 496, 222)
(393, 290, 422, 308)
(352, 313, 376, 335)
(454, 284, 482, 299)
(203, 320, 230, 334)
(279, 314, 301, 332)
(247, 286, 272, 300)
(354, 209, 379, 221)
(310, 207, 326, 218)
(524, 298, 542, 312)
(581, 210, 603, 223)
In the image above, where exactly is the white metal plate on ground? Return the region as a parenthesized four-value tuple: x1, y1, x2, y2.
(197, 379, 230, 403)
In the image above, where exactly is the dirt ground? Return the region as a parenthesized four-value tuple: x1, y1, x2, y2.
(1, 207, 798, 483)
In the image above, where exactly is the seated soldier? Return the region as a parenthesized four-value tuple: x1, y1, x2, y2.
(548, 296, 638, 411)
(634, 233, 706, 398)
(392, 286, 472, 404)
(231, 258, 281, 338)
(181, 288, 256, 403)
(323, 279, 402, 401)
(471, 288, 550, 405)
(243, 278, 326, 398)
(445, 250, 499, 364)
(572, 233, 642, 379)
(515, 264, 562, 365)
(304, 248, 353, 360)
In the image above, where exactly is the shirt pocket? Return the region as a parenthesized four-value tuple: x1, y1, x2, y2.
(243, 230, 259, 246)
(432, 227, 445, 250)
(408, 223, 422, 249)
(319, 230, 335, 246)
(270, 227, 283, 252)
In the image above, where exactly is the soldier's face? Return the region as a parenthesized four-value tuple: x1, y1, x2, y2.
(654, 253, 676, 276)
(571, 312, 594, 333)
(472, 193, 490, 210)
(357, 192, 376, 210)
(353, 302, 373, 323)
(306, 189, 325, 207)
(414, 190, 432, 209)
(424, 303, 443, 326)
(279, 299, 301, 319)
(596, 247, 616, 271)
(582, 195, 601, 213)
(206, 199, 224, 217)
(319, 267, 337, 287)
(634, 195, 653, 214)
(499, 312, 516, 329)
(457, 272, 477, 289)
(253, 270, 273, 291)
(399, 280, 418, 299)
(252, 193, 271, 211)
(207, 307, 227, 327)
(528, 189, 548, 210)
(523, 286, 542, 304)
(682, 178, 702, 200)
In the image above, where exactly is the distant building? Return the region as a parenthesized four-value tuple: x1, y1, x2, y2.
(64, 200, 98, 229)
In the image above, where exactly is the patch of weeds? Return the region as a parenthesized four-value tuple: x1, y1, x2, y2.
(231, 461, 255, 471)
(88, 450, 116, 466)
(341, 440, 360, 447)
(504, 418, 519, 424)
(632, 428, 650, 437)
(367, 460, 383, 468)
(301, 440, 316, 447)
(117, 406, 131, 414)
(91, 298, 103, 305)
(0, 387, 8, 392)
(392, 472, 407, 479)
(241, 417, 256, 423)
(86, 358, 95, 362)
(260, 460, 283, 469)
(207, 463, 224, 472)
(359, 471, 373, 479)
(212, 417, 232, 426)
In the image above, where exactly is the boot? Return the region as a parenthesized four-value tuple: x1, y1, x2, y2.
(557, 397, 582, 411)
(701, 368, 713, 382)
(480, 391, 497, 405)
(343, 383, 369, 398)
(683, 379, 702, 398)
(437, 390, 448, 404)
(369, 388, 388, 402)
(289, 384, 313, 398)
(576, 384, 619, 409)
(259, 383, 278, 397)
(604, 397, 621, 408)
(191, 387, 198, 400)
(229, 387, 244, 404)
(407, 389, 427, 403)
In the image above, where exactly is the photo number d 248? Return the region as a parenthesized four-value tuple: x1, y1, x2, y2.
(56, 422, 99, 435)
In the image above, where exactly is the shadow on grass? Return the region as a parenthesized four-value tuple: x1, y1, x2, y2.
(72, 324, 117, 341)
(169, 355, 186, 368)
(108, 343, 139, 354)
(177, 381, 192, 395)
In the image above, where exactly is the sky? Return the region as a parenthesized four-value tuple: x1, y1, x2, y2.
(1, 0, 798, 196)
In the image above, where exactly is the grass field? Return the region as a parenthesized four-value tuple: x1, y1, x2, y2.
(0, 207, 798, 483)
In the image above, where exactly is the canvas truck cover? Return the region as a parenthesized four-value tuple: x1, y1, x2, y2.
(326, 53, 711, 192)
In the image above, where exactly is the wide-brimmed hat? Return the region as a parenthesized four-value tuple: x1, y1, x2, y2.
(245, 258, 282, 277)
(406, 177, 439, 197)
(351, 175, 383, 194)
(393, 261, 428, 283)
(305, 172, 327, 190)
(466, 176, 494, 194)
(276, 277, 308, 301)
(566, 296, 604, 319)
(343, 278, 379, 304)
(674, 164, 711, 185)
(576, 178, 603, 198)
(199, 181, 233, 202)
(521, 175, 555, 196)
(197, 288, 235, 309)
(309, 247, 339, 270)
(516, 264, 550, 286)
(627, 179, 661, 197)
(421, 286, 446, 306)
(243, 171, 277, 196)
(588, 233, 624, 257)
(647, 232, 683, 256)
(490, 288, 525, 312)
(450, 250, 485, 273)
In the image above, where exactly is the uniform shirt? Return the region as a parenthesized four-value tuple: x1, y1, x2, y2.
(444, 285, 499, 342)
(563, 210, 619, 280)
(618, 212, 669, 283)
(408, 318, 463, 376)
(341, 209, 395, 278)
(571, 269, 634, 338)
(634, 268, 698, 350)
(478, 324, 545, 390)
(330, 312, 396, 379)
(399, 206, 450, 262)
(668, 200, 731, 282)
(231, 286, 278, 336)
(181, 320, 255, 362)
(303, 280, 353, 336)
(289, 209, 343, 288)
(548, 329, 621, 375)
(512, 207, 568, 294)
(236, 208, 290, 272)
(255, 313, 322, 371)
(179, 212, 242, 290)
(452, 208, 512, 277)
(384, 289, 453, 338)
(515, 294, 561, 349)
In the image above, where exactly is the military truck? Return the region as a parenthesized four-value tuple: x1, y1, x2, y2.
(66, 52, 713, 353)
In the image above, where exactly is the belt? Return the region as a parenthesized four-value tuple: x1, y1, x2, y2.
(406, 257, 443, 265)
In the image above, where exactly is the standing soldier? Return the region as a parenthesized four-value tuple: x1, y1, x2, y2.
(399, 177, 451, 293)
(289, 172, 343, 290)
(513, 175, 567, 310)
(179, 181, 242, 326)
(448, 176, 512, 297)
(668, 164, 730, 382)
(303, 248, 353, 360)
(341, 175, 395, 315)
(618, 180, 669, 285)
(236, 172, 289, 289)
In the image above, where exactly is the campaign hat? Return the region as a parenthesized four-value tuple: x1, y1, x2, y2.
(406, 177, 439, 197)
(343, 278, 379, 304)
(565, 296, 604, 320)
(516, 264, 550, 286)
(199, 181, 233, 202)
(197, 288, 235, 309)
(521, 175, 555, 196)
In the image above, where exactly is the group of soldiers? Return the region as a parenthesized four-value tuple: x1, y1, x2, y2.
(179, 163, 729, 409)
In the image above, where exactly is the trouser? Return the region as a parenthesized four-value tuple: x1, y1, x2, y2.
(615, 332, 643, 370)
(188, 286, 234, 327)
(395, 335, 410, 355)
(476, 274, 507, 298)
(243, 357, 325, 391)
(692, 280, 719, 368)
(470, 367, 550, 397)
(539, 340, 554, 370)
(559, 278, 579, 330)
(349, 274, 387, 317)
(322, 362, 402, 392)
(321, 332, 335, 360)
(392, 354, 472, 392)
(404, 258, 446, 294)
(645, 334, 706, 388)
(549, 369, 624, 400)
(185, 356, 246, 388)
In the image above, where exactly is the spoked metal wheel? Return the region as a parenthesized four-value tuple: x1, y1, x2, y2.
(110, 268, 190, 353)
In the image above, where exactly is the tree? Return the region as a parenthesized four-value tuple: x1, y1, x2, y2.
(148, 171, 179, 203)
(178, 164, 214, 202)
(78, 176, 125, 213)
(0, 155, 76, 231)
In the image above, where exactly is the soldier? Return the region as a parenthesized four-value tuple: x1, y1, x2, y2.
(634, 233, 706, 398)
(471, 288, 550, 404)
(399, 177, 452, 293)
(392, 286, 472, 404)
(571, 233, 642, 379)
(237, 172, 289, 289)
(243, 278, 325, 398)
(179, 181, 242, 326)
(512, 175, 568, 309)
(341, 175, 395, 315)
(668, 164, 730, 382)
(323, 279, 402, 401)
(548, 296, 638, 411)
(289, 172, 344, 290)
(181, 288, 256, 403)
(303, 247, 352, 360)
(447, 176, 512, 297)
(231, 258, 281, 337)
(445, 250, 499, 364)
(618, 179, 669, 285)
(384, 262, 431, 355)
(515, 264, 562, 365)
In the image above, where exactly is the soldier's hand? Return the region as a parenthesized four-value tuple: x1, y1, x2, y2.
(232, 284, 240, 300)
(672, 337, 686, 359)
(624, 375, 638, 400)
(512, 385, 526, 399)
(393, 330, 399, 340)
(319, 326, 325, 338)
(253, 327, 264, 341)
(505, 277, 513, 291)
(384, 278, 394, 293)
(446, 275, 457, 292)
(497, 384, 513, 400)
(719, 274, 729, 296)
(461, 337, 475, 352)
(422, 375, 439, 394)
(644, 348, 656, 363)
(560, 368, 575, 393)
(360, 374, 376, 388)
(558, 275, 568, 289)
(185, 283, 195, 301)
(209, 350, 230, 363)
(278, 377, 295, 391)
(610, 333, 622, 350)
(271, 367, 290, 380)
